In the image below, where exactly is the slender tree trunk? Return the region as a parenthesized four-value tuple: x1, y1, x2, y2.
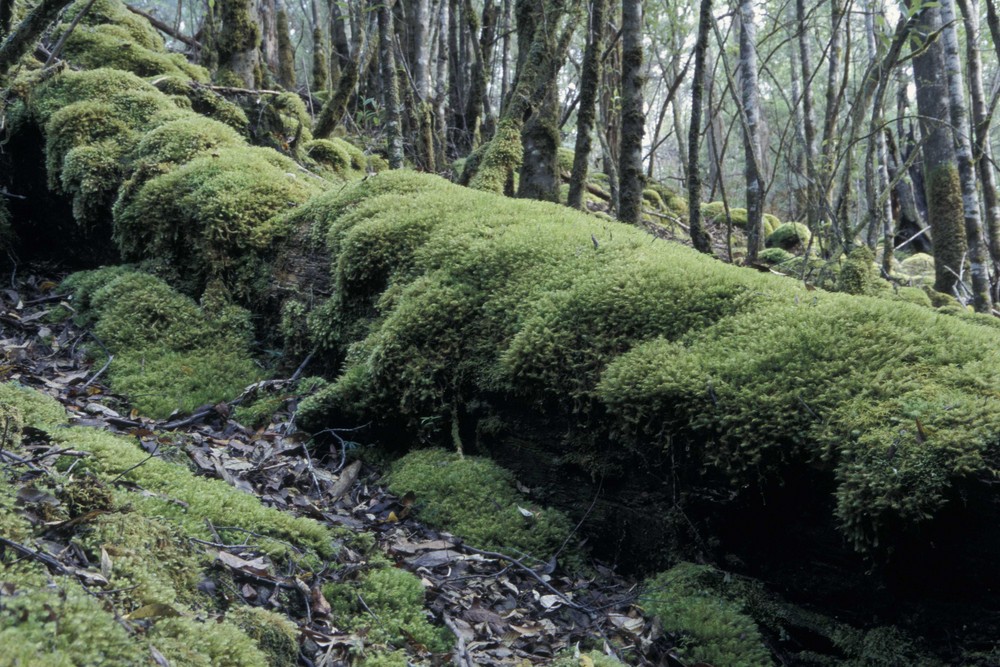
(275, 0, 296, 89)
(957, 0, 1000, 278)
(435, 0, 449, 166)
(911, 2, 967, 295)
(378, 0, 403, 168)
(329, 0, 351, 85)
(217, 0, 261, 87)
(618, 0, 645, 224)
(0, 0, 76, 76)
(311, 0, 328, 91)
(411, 0, 430, 99)
(738, 0, 764, 261)
(567, 0, 606, 210)
(797, 0, 819, 234)
(688, 0, 712, 253)
(313, 4, 366, 138)
(940, 0, 991, 311)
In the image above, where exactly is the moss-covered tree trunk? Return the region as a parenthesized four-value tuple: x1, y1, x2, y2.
(518, 86, 560, 201)
(567, 0, 605, 210)
(276, 0, 297, 89)
(217, 0, 260, 87)
(618, 0, 645, 224)
(378, 0, 403, 168)
(313, 4, 364, 138)
(940, 0, 992, 311)
(738, 0, 764, 262)
(911, 2, 967, 295)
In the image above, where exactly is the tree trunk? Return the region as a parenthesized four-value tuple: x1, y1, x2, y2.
(0, 0, 14, 39)
(217, 0, 261, 87)
(940, 0, 991, 311)
(378, 0, 403, 169)
(738, 0, 764, 262)
(329, 0, 351, 86)
(796, 0, 818, 234)
(567, 0, 606, 210)
(687, 0, 712, 253)
(435, 0, 449, 167)
(957, 0, 1000, 279)
(276, 0, 296, 89)
(618, 0, 645, 224)
(313, 3, 366, 138)
(410, 0, 430, 99)
(0, 0, 76, 77)
(911, 3, 967, 295)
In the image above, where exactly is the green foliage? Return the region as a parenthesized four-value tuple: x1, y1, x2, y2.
(361, 650, 409, 667)
(469, 119, 522, 193)
(152, 77, 249, 131)
(0, 382, 67, 432)
(642, 564, 773, 667)
(385, 449, 573, 560)
(893, 286, 933, 308)
(323, 564, 451, 652)
(766, 222, 811, 250)
(59, 23, 208, 81)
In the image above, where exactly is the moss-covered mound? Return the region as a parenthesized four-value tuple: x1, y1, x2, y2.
(385, 449, 574, 560)
(0, 384, 336, 666)
(289, 171, 1000, 566)
(61, 268, 260, 417)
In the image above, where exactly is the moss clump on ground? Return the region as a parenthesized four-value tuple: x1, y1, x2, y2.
(758, 247, 795, 265)
(552, 649, 626, 666)
(324, 563, 451, 653)
(836, 246, 887, 296)
(766, 222, 811, 251)
(228, 607, 300, 667)
(385, 449, 574, 561)
(61, 269, 260, 417)
(642, 564, 773, 667)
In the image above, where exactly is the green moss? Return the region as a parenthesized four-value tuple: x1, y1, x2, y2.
(290, 171, 1000, 556)
(642, 564, 773, 667)
(0, 383, 67, 431)
(469, 119, 522, 193)
(113, 146, 322, 300)
(303, 138, 361, 175)
(766, 221, 810, 251)
(323, 564, 451, 652)
(836, 246, 886, 296)
(361, 650, 409, 667)
(758, 247, 795, 265)
(646, 182, 689, 217)
(60, 0, 163, 50)
(131, 116, 244, 170)
(551, 650, 626, 666)
(894, 286, 933, 308)
(59, 23, 208, 81)
(54, 427, 335, 558)
(0, 574, 146, 666)
(152, 77, 249, 132)
(149, 616, 269, 667)
(385, 449, 573, 560)
(557, 146, 575, 174)
(228, 607, 299, 667)
(763, 213, 781, 236)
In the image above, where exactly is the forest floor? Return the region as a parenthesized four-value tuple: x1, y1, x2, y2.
(0, 267, 679, 666)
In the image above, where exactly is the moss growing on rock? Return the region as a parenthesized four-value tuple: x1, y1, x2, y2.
(836, 246, 886, 296)
(385, 449, 574, 560)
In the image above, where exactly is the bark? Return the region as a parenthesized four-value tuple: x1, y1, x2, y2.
(940, 0, 991, 311)
(567, 0, 606, 210)
(312, 25, 327, 91)
(797, 0, 818, 233)
(738, 0, 764, 262)
(313, 4, 367, 138)
(435, 0, 449, 167)
(329, 0, 351, 85)
(461, 0, 488, 149)
(957, 0, 1000, 277)
(618, 0, 645, 225)
(217, 0, 261, 87)
(410, 0, 430, 99)
(378, 0, 403, 169)
(687, 0, 712, 253)
(275, 0, 296, 89)
(447, 0, 465, 153)
(911, 2, 966, 295)
(863, 0, 893, 261)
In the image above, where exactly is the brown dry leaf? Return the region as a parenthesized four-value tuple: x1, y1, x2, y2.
(607, 612, 644, 634)
(311, 585, 332, 617)
(100, 548, 113, 579)
(216, 551, 270, 576)
(406, 549, 464, 569)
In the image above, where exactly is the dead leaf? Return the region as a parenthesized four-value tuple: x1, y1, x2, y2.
(216, 551, 271, 576)
(100, 548, 113, 579)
